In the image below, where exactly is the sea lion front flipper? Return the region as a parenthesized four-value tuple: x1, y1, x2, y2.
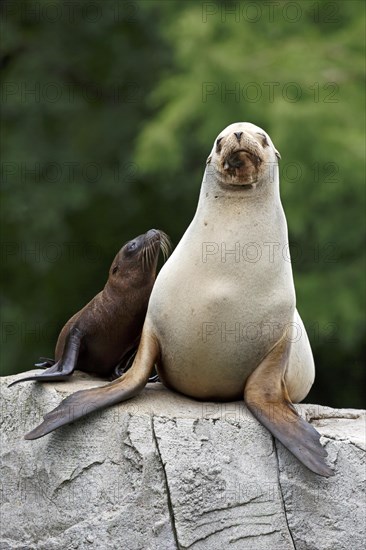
(244, 336, 334, 477)
(111, 346, 138, 379)
(111, 348, 160, 383)
(24, 324, 159, 440)
(8, 327, 82, 387)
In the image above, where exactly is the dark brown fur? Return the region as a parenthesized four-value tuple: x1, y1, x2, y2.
(9, 229, 170, 385)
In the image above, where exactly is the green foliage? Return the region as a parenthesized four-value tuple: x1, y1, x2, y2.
(1, 0, 365, 407)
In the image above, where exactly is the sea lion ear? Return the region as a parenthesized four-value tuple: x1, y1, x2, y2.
(275, 149, 281, 160)
(206, 155, 212, 165)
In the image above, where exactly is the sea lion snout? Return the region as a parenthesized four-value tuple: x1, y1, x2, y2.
(207, 123, 281, 188)
(118, 229, 171, 275)
(145, 229, 171, 261)
(215, 131, 263, 186)
(146, 228, 159, 238)
(221, 131, 263, 160)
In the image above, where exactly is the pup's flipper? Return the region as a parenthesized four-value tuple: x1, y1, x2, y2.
(244, 335, 334, 477)
(8, 327, 82, 387)
(24, 323, 159, 439)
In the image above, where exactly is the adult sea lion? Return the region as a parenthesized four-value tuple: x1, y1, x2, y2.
(9, 229, 170, 386)
(22, 123, 334, 477)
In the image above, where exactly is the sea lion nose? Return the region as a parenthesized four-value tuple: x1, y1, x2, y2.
(147, 229, 159, 238)
(234, 132, 243, 142)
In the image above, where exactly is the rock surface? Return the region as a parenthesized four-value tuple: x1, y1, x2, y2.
(1, 372, 365, 550)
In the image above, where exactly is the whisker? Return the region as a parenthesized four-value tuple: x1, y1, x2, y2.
(159, 231, 172, 262)
(144, 245, 151, 271)
(140, 231, 172, 273)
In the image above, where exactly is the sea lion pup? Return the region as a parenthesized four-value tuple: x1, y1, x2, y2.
(9, 229, 170, 386)
(23, 123, 334, 477)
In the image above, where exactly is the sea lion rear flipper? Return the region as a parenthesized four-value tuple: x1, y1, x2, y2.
(8, 327, 82, 387)
(244, 335, 334, 477)
(24, 324, 159, 439)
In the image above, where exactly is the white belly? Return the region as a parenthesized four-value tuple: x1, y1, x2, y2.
(148, 225, 296, 400)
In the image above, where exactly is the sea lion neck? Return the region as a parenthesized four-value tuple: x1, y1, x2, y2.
(104, 269, 154, 299)
(195, 165, 281, 220)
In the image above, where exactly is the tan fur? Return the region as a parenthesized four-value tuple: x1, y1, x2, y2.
(148, 122, 314, 402)
(23, 124, 333, 475)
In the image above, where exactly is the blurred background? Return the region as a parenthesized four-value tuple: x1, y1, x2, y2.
(1, 0, 364, 407)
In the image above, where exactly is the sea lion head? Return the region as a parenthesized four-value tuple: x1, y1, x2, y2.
(108, 229, 171, 290)
(206, 122, 281, 189)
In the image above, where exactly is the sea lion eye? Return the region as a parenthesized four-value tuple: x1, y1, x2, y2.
(216, 137, 223, 152)
(127, 242, 137, 252)
(257, 133, 269, 147)
(112, 265, 118, 274)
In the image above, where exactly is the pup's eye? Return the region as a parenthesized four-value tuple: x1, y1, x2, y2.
(112, 266, 118, 274)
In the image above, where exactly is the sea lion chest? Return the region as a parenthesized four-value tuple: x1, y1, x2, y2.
(149, 194, 296, 400)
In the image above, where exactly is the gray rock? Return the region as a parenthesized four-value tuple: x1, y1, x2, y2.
(1, 373, 365, 549)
